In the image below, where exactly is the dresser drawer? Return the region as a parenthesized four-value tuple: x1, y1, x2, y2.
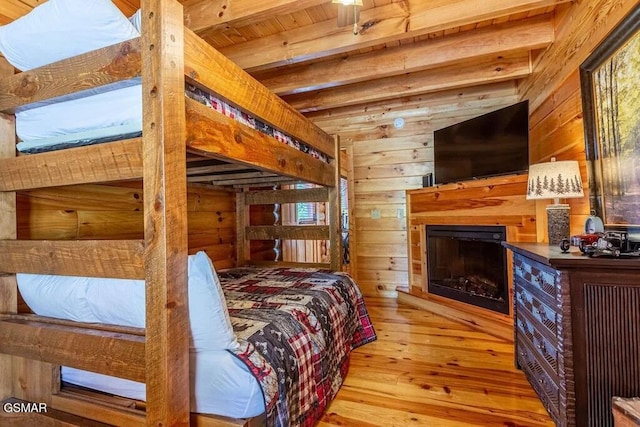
(515, 284, 558, 338)
(517, 335, 560, 421)
(516, 309, 559, 377)
(514, 253, 557, 302)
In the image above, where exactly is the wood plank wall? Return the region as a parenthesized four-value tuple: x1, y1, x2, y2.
(16, 182, 237, 270)
(519, 0, 639, 238)
(310, 82, 519, 297)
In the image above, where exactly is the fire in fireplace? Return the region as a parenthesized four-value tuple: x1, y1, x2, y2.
(426, 225, 509, 314)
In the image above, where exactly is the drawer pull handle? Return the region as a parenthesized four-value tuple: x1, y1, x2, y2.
(537, 343, 547, 354)
(536, 309, 547, 321)
(538, 378, 545, 385)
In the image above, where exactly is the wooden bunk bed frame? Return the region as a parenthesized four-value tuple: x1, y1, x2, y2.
(0, 0, 342, 425)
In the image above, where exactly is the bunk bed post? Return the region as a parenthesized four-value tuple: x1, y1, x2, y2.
(0, 57, 15, 402)
(329, 135, 341, 271)
(236, 189, 250, 266)
(342, 146, 358, 279)
(141, 1, 190, 426)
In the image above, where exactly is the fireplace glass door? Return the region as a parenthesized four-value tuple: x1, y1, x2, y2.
(426, 225, 509, 314)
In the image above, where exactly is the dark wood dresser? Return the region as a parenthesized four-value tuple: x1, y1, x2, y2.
(503, 242, 640, 427)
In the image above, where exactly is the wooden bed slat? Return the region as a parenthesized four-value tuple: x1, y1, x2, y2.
(0, 39, 142, 114)
(246, 225, 329, 241)
(0, 318, 145, 382)
(185, 99, 335, 187)
(244, 187, 329, 205)
(183, 29, 335, 160)
(0, 139, 144, 192)
(250, 260, 330, 269)
(0, 239, 145, 279)
(52, 388, 146, 427)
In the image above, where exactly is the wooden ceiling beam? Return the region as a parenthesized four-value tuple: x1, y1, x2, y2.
(219, 0, 571, 71)
(182, 0, 329, 34)
(310, 82, 519, 132)
(305, 81, 518, 123)
(255, 16, 553, 95)
(284, 52, 532, 112)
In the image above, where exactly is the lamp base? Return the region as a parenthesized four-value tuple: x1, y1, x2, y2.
(546, 204, 570, 245)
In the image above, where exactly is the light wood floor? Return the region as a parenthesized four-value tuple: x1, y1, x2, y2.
(320, 297, 554, 427)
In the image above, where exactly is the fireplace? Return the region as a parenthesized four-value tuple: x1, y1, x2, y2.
(426, 225, 509, 314)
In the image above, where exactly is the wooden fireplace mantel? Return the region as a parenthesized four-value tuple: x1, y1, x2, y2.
(398, 174, 538, 342)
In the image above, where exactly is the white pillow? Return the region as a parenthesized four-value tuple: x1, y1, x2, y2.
(16, 273, 100, 323)
(16, 252, 239, 352)
(0, 0, 140, 71)
(187, 251, 239, 352)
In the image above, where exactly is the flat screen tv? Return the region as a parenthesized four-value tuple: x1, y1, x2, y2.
(433, 100, 529, 185)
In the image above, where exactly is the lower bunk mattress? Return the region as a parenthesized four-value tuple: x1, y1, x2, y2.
(60, 266, 376, 426)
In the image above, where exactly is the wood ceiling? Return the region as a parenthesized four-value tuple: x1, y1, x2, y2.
(1, 0, 571, 115)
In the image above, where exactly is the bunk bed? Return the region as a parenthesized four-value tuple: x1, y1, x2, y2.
(0, 0, 376, 426)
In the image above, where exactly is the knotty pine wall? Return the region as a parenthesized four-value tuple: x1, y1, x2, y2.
(518, 0, 637, 241)
(310, 82, 520, 297)
(17, 182, 238, 270)
(519, 0, 639, 238)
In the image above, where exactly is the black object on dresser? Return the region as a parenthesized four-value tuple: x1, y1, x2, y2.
(503, 242, 640, 427)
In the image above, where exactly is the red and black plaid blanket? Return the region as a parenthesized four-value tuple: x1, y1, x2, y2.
(218, 267, 376, 427)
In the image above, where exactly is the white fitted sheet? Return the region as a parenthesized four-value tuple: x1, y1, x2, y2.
(16, 83, 143, 149)
(62, 350, 264, 418)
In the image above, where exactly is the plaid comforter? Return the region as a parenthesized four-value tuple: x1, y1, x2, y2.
(218, 267, 376, 427)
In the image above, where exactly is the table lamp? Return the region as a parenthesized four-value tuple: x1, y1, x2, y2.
(526, 158, 584, 245)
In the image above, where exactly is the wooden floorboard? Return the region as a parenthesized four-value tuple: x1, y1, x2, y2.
(320, 297, 554, 427)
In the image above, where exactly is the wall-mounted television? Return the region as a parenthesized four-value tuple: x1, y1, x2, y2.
(433, 100, 530, 185)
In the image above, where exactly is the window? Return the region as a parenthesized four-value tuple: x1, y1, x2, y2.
(295, 183, 317, 225)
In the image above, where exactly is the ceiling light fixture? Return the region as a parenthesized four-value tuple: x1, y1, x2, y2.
(332, 0, 363, 35)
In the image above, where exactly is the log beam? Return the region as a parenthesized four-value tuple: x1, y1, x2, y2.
(219, 0, 570, 71)
(256, 16, 553, 95)
(285, 52, 531, 112)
